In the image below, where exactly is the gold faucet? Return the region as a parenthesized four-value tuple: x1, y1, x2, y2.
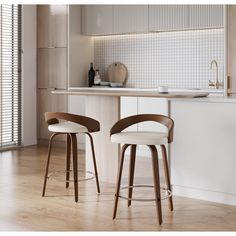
(209, 60, 223, 89)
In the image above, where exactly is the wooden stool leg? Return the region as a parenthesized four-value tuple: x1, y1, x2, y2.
(113, 144, 130, 219)
(42, 133, 57, 197)
(128, 145, 136, 207)
(86, 133, 100, 193)
(66, 134, 71, 188)
(70, 133, 78, 202)
(148, 145, 162, 225)
(161, 145, 173, 211)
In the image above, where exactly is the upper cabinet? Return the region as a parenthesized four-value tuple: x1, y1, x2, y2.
(37, 5, 68, 48)
(149, 5, 189, 31)
(81, 5, 113, 35)
(113, 5, 148, 34)
(81, 5, 148, 35)
(81, 5, 224, 35)
(149, 5, 223, 32)
(189, 5, 223, 29)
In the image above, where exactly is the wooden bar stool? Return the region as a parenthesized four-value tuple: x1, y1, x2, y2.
(42, 112, 100, 202)
(110, 114, 174, 224)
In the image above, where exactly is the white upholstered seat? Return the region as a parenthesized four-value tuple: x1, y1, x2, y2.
(111, 131, 168, 145)
(48, 121, 88, 133)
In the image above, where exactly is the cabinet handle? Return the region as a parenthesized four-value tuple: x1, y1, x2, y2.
(227, 76, 231, 96)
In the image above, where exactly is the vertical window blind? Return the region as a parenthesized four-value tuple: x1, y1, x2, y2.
(0, 5, 22, 149)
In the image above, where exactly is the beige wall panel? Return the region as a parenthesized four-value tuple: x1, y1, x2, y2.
(227, 6, 236, 94)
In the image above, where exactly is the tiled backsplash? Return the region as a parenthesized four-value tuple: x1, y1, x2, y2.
(94, 29, 224, 89)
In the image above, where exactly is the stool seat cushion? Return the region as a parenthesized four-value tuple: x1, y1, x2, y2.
(48, 121, 88, 133)
(111, 131, 168, 145)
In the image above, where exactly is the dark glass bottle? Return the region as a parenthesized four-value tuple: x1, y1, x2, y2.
(88, 62, 95, 87)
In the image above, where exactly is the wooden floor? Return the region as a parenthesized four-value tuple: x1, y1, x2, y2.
(0, 145, 236, 231)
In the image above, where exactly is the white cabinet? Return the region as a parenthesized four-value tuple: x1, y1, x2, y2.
(120, 96, 168, 156)
(81, 5, 148, 35)
(120, 96, 138, 131)
(120, 96, 168, 130)
(113, 5, 148, 34)
(149, 5, 189, 31)
(120, 96, 138, 118)
(189, 5, 223, 29)
(137, 97, 168, 156)
(81, 5, 113, 35)
(170, 100, 236, 205)
(81, 5, 223, 35)
(149, 5, 223, 32)
(137, 97, 168, 133)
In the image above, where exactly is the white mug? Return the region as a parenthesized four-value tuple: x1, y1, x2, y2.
(158, 86, 168, 93)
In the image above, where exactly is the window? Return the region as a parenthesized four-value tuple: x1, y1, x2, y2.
(0, 5, 22, 149)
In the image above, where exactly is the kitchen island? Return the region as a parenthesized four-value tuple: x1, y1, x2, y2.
(53, 87, 236, 206)
(53, 87, 209, 183)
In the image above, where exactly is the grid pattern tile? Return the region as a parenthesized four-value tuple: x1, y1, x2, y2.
(94, 29, 224, 89)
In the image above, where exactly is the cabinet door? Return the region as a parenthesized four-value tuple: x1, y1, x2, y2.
(149, 5, 189, 31)
(37, 48, 67, 89)
(113, 5, 148, 34)
(37, 5, 67, 48)
(38, 89, 67, 140)
(171, 101, 236, 200)
(81, 5, 113, 35)
(120, 96, 138, 131)
(137, 97, 168, 156)
(189, 5, 223, 29)
(52, 5, 68, 47)
(137, 97, 168, 132)
(37, 5, 51, 48)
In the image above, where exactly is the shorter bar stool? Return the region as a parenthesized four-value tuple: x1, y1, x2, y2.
(110, 114, 174, 224)
(42, 112, 100, 202)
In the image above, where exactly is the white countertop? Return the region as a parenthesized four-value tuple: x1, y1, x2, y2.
(52, 87, 236, 103)
(53, 87, 210, 98)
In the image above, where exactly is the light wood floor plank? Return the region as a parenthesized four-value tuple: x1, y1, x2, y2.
(0, 145, 236, 231)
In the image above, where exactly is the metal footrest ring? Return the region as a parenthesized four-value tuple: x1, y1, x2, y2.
(47, 170, 96, 182)
(116, 184, 172, 202)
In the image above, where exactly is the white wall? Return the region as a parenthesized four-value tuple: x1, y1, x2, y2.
(22, 5, 37, 146)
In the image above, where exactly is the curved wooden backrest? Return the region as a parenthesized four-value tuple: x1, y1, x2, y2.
(110, 114, 174, 143)
(45, 112, 100, 133)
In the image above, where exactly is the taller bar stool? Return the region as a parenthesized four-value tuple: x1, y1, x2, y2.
(42, 112, 100, 202)
(110, 114, 174, 225)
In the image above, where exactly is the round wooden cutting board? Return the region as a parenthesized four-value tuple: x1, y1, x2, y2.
(106, 62, 128, 84)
